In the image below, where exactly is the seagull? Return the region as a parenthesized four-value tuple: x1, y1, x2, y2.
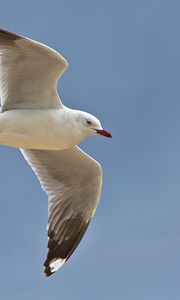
(0, 28, 112, 277)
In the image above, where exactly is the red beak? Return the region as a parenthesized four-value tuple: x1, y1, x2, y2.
(96, 129, 112, 138)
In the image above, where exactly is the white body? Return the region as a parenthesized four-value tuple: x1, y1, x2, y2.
(0, 28, 106, 277)
(0, 108, 86, 150)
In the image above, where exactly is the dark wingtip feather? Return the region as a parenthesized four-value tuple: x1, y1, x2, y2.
(44, 265, 55, 277)
(43, 215, 90, 277)
(0, 28, 21, 41)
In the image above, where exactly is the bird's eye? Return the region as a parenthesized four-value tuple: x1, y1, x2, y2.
(86, 120, 92, 125)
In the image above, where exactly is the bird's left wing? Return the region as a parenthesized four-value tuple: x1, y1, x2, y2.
(21, 147, 102, 276)
(0, 28, 68, 111)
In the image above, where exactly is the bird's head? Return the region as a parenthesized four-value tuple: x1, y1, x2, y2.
(77, 111, 112, 138)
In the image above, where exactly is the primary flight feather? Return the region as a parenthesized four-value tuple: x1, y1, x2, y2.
(0, 28, 111, 276)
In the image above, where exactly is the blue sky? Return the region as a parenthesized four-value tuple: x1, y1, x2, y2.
(0, 0, 180, 299)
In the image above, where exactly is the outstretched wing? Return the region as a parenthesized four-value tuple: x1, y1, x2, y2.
(0, 28, 68, 111)
(21, 147, 102, 276)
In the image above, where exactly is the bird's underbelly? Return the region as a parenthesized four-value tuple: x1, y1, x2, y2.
(0, 109, 78, 150)
(0, 131, 71, 150)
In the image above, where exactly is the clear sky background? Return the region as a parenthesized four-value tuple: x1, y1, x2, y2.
(0, 0, 180, 299)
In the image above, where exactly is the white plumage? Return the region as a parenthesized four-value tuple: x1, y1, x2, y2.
(0, 28, 111, 276)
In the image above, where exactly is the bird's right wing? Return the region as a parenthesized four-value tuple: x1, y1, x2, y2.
(0, 28, 68, 111)
(21, 146, 102, 276)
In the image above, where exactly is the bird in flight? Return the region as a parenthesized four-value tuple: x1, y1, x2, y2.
(0, 28, 112, 276)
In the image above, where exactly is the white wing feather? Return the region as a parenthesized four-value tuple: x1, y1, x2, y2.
(0, 28, 68, 111)
(21, 146, 102, 276)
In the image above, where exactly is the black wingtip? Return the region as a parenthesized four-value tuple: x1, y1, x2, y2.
(0, 28, 21, 41)
(44, 265, 55, 277)
(43, 214, 91, 277)
(44, 256, 66, 277)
